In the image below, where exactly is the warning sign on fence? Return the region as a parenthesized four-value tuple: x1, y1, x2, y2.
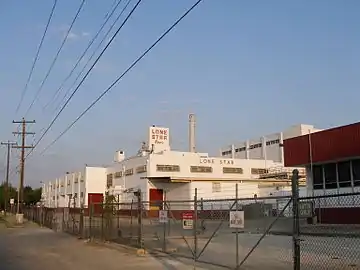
(159, 210, 168, 223)
(182, 212, 193, 230)
(299, 202, 313, 218)
(229, 211, 244, 229)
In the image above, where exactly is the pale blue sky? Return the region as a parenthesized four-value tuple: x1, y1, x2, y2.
(0, 0, 359, 187)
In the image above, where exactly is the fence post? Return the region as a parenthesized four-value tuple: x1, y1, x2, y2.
(117, 194, 120, 231)
(162, 191, 167, 252)
(101, 202, 104, 241)
(193, 188, 198, 264)
(136, 189, 143, 249)
(291, 169, 300, 270)
(235, 183, 239, 269)
(89, 202, 93, 240)
(79, 203, 84, 239)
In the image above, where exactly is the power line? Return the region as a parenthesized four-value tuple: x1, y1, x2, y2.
(43, 0, 124, 112)
(15, 0, 58, 114)
(104, 0, 119, 19)
(52, 0, 133, 115)
(24, 0, 86, 116)
(28, 0, 143, 157)
(40, 0, 203, 155)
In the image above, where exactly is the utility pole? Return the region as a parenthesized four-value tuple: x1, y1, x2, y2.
(1, 141, 17, 216)
(12, 118, 35, 215)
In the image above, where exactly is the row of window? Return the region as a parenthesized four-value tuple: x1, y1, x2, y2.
(107, 165, 147, 187)
(51, 192, 84, 201)
(222, 139, 282, 156)
(156, 164, 266, 175)
(312, 159, 360, 190)
(51, 178, 83, 189)
(106, 164, 268, 187)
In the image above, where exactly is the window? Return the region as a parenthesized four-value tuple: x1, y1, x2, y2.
(324, 163, 337, 189)
(80, 192, 84, 198)
(74, 177, 78, 183)
(312, 165, 323, 190)
(266, 139, 280, 146)
(136, 165, 147, 174)
(190, 166, 212, 173)
(352, 159, 360, 186)
(212, 182, 221, 193)
(249, 143, 262, 150)
(125, 168, 133, 176)
(156, 165, 180, 172)
(223, 167, 243, 174)
(221, 150, 232, 156)
(337, 161, 351, 188)
(106, 174, 113, 188)
(251, 168, 268, 174)
(67, 180, 70, 186)
(235, 147, 246, 153)
(114, 171, 122, 178)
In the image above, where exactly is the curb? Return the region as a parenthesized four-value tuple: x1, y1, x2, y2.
(87, 239, 149, 256)
(270, 231, 360, 239)
(231, 230, 360, 238)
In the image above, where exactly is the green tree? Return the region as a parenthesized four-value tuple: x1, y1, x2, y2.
(23, 186, 42, 205)
(0, 183, 18, 209)
(0, 184, 42, 209)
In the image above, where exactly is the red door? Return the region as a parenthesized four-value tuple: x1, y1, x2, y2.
(149, 188, 163, 210)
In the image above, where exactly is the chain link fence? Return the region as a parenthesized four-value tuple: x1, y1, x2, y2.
(23, 172, 360, 269)
(298, 193, 360, 269)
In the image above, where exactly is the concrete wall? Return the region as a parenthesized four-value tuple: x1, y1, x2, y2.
(147, 151, 281, 179)
(84, 167, 107, 207)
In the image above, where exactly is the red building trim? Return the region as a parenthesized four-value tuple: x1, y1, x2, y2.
(283, 122, 360, 167)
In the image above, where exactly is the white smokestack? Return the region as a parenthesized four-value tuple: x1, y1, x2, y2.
(189, 113, 196, 152)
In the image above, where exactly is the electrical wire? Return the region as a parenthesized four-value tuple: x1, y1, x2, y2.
(40, 0, 203, 155)
(15, 0, 58, 114)
(52, 0, 133, 115)
(43, 0, 124, 112)
(104, 0, 119, 19)
(28, 0, 143, 158)
(24, 0, 86, 117)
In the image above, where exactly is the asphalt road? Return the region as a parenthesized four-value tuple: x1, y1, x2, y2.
(0, 222, 210, 270)
(23, 213, 360, 269)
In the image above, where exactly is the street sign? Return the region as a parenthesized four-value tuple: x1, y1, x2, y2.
(299, 202, 313, 218)
(10, 199, 14, 205)
(229, 211, 244, 229)
(159, 210, 168, 223)
(182, 212, 193, 229)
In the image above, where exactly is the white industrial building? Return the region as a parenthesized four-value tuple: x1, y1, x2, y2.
(106, 115, 306, 209)
(41, 166, 107, 208)
(220, 124, 322, 164)
(42, 115, 308, 209)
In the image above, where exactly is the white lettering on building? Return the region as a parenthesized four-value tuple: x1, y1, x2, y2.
(200, 158, 234, 165)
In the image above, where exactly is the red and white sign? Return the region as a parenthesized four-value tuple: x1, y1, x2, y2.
(182, 212, 193, 230)
(148, 127, 170, 153)
(150, 127, 169, 144)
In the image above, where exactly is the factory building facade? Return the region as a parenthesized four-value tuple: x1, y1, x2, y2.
(283, 122, 360, 224)
(220, 124, 322, 164)
(41, 166, 106, 208)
